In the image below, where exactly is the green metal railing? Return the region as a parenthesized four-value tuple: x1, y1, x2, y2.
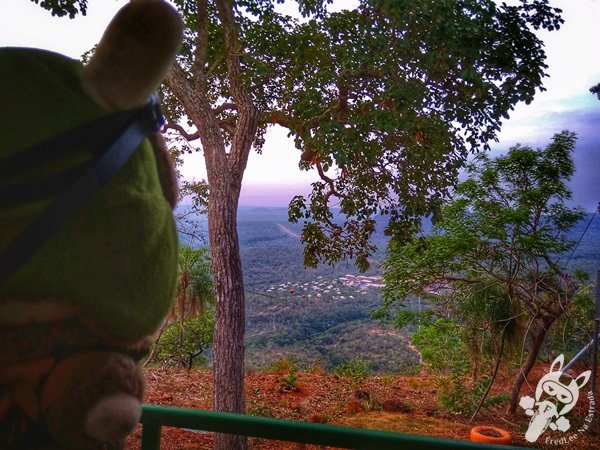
(140, 404, 528, 450)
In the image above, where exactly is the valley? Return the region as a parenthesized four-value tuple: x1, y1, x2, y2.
(181, 206, 600, 375)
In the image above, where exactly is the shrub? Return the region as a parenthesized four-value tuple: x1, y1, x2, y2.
(411, 318, 469, 374)
(153, 309, 214, 369)
(333, 358, 370, 384)
(265, 355, 298, 373)
(412, 319, 508, 416)
(439, 375, 509, 415)
(280, 365, 299, 391)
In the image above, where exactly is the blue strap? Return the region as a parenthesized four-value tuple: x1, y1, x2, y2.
(0, 162, 95, 209)
(0, 97, 164, 281)
(0, 109, 137, 179)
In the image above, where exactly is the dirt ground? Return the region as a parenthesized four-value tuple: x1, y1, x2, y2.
(126, 365, 600, 450)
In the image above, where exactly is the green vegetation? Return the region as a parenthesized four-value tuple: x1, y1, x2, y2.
(182, 203, 599, 383)
(29, 0, 87, 18)
(245, 296, 421, 374)
(28, 0, 600, 429)
(153, 311, 215, 369)
(235, 208, 415, 373)
(264, 355, 299, 374)
(279, 366, 299, 391)
(547, 282, 596, 357)
(439, 376, 509, 416)
(147, 246, 215, 369)
(333, 358, 371, 384)
(411, 319, 509, 416)
(380, 131, 589, 413)
(411, 318, 468, 374)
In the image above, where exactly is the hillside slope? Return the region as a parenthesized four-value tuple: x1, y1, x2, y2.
(127, 366, 600, 449)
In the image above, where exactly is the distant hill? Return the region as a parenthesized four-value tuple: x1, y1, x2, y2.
(563, 212, 600, 279)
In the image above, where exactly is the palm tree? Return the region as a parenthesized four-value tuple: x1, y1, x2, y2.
(145, 245, 215, 368)
(176, 246, 213, 317)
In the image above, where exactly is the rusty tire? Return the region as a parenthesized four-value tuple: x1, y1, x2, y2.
(470, 426, 512, 445)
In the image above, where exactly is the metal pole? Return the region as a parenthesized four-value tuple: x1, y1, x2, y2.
(140, 404, 528, 449)
(563, 334, 600, 372)
(591, 270, 600, 401)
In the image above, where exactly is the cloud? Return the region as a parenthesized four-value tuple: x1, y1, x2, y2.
(493, 105, 600, 211)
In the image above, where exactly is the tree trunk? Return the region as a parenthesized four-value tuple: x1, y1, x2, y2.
(209, 187, 247, 450)
(177, 313, 185, 369)
(143, 319, 169, 367)
(471, 324, 507, 422)
(165, 5, 259, 443)
(508, 317, 554, 414)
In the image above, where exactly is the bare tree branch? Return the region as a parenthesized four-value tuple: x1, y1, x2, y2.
(163, 123, 200, 141)
(261, 110, 306, 136)
(214, 0, 259, 182)
(214, 102, 237, 115)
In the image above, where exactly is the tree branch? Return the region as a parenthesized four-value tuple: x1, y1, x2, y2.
(214, 0, 259, 181)
(163, 123, 200, 141)
(214, 102, 237, 115)
(219, 120, 236, 136)
(191, 0, 209, 85)
(316, 160, 338, 193)
(261, 110, 306, 136)
(166, 62, 227, 175)
(214, 0, 251, 106)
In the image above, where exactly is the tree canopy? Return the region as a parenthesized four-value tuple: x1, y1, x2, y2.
(379, 131, 586, 413)
(162, 0, 564, 271)
(29, 0, 87, 18)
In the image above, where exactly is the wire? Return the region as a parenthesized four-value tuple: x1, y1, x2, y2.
(563, 202, 599, 268)
(245, 289, 285, 301)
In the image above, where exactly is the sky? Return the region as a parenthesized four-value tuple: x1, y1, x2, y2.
(1, 0, 599, 209)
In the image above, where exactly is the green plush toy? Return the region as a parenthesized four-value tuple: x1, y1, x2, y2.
(0, 1, 183, 448)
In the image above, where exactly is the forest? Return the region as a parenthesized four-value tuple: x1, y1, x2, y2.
(177, 204, 600, 374)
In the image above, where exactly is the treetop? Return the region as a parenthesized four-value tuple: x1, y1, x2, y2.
(160, 0, 565, 270)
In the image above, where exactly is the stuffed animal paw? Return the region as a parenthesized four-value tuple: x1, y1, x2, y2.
(0, 1, 183, 448)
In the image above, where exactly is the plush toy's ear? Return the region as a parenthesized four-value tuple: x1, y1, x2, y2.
(83, 0, 183, 208)
(82, 0, 183, 111)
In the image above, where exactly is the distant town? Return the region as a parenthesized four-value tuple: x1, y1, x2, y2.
(338, 275, 385, 289)
(264, 274, 386, 301)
